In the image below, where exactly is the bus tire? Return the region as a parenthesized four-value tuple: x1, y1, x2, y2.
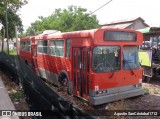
(58, 71, 72, 94)
(58, 73, 68, 86)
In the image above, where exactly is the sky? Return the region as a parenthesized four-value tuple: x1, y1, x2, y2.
(19, 0, 160, 28)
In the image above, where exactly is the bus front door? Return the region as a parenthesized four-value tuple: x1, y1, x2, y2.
(73, 47, 90, 99)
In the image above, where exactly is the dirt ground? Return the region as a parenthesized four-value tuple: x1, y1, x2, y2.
(51, 78, 160, 119)
(0, 70, 31, 119)
(126, 79, 160, 111)
(1, 69, 160, 119)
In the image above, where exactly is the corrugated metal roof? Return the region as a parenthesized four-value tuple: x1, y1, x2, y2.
(107, 17, 141, 25)
(102, 23, 133, 29)
(101, 17, 149, 28)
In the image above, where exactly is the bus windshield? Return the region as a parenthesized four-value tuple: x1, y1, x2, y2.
(123, 46, 140, 70)
(92, 46, 120, 73)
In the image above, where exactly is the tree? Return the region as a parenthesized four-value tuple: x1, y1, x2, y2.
(25, 24, 36, 36)
(0, 0, 28, 14)
(27, 6, 100, 35)
(0, 0, 27, 39)
(0, 8, 23, 39)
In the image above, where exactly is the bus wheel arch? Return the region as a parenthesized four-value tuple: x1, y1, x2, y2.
(58, 70, 73, 94)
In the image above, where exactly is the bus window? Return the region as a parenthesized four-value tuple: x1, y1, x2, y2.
(123, 46, 140, 70)
(21, 40, 31, 51)
(50, 40, 56, 55)
(92, 46, 120, 72)
(20, 41, 25, 50)
(55, 40, 64, 57)
(26, 41, 31, 51)
(66, 40, 71, 58)
(38, 40, 48, 54)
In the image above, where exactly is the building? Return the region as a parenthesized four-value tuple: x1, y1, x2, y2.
(101, 17, 149, 30)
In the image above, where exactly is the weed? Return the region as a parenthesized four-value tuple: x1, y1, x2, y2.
(4, 49, 17, 55)
(144, 87, 150, 95)
(153, 88, 160, 94)
(10, 89, 23, 100)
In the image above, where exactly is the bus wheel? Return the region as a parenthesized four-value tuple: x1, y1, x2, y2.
(58, 73, 68, 86)
(58, 73, 72, 94)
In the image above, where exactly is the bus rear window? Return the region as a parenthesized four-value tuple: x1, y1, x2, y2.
(104, 31, 137, 41)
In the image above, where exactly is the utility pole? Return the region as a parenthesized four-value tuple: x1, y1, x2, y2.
(1, 28, 5, 52)
(5, 3, 9, 54)
(15, 25, 19, 55)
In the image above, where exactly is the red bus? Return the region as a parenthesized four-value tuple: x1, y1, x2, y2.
(20, 36, 32, 66)
(20, 28, 144, 105)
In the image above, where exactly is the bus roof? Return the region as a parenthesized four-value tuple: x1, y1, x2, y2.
(47, 29, 97, 39)
(20, 28, 141, 40)
(21, 36, 32, 40)
(47, 27, 140, 39)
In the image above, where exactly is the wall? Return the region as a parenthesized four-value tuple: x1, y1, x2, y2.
(127, 19, 148, 30)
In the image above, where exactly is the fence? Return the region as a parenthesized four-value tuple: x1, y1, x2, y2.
(0, 52, 96, 119)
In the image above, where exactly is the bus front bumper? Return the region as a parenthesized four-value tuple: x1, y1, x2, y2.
(89, 88, 144, 105)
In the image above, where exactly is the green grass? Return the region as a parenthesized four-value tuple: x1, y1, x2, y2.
(9, 49, 17, 55)
(143, 83, 160, 95)
(4, 49, 17, 55)
(153, 88, 160, 94)
(144, 87, 150, 95)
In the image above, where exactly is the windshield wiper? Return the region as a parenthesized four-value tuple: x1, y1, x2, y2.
(109, 70, 115, 79)
(109, 60, 117, 79)
(105, 60, 115, 78)
(122, 52, 135, 75)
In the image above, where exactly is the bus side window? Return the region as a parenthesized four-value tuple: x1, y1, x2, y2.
(66, 39, 71, 58)
(50, 40, 56, 55)
(38, 40, 48, 54)
(55, 39, 64, 57)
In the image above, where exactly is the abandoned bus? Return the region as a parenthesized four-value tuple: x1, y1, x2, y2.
(20, 28, 144, 105)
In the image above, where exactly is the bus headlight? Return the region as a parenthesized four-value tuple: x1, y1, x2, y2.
(133, 83, 142, 88)
(138, 83, 142, 87)
(96, 90, 107, 94)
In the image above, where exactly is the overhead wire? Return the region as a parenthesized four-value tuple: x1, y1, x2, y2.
(88, 0, 113, 16)
(73, 0, 113, 28)
(24, 0, 114, 31)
